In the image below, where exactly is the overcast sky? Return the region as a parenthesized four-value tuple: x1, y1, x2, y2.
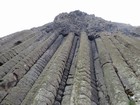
(0, 0, 140, 37)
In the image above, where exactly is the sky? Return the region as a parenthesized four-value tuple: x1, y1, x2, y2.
(0, 0, 140, 37)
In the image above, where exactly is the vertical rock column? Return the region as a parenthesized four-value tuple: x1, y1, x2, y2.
(96, 36, 129, 105)
(70, 32, 97, 105)
(91, 40, 109, 105)
(31, 33, 74, 105)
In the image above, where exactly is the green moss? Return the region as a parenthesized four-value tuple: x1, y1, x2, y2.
(129, 99, 136, 105)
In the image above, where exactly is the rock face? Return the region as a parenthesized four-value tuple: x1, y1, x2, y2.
(0, 10, 140, 105)
(40, 10, 139, 38)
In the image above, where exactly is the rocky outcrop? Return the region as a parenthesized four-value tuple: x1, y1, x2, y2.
(39, 10, 139, 39)
(0, 10, 140, 105)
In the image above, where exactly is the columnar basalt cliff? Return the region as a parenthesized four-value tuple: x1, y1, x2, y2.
(0, 10, 140, 105)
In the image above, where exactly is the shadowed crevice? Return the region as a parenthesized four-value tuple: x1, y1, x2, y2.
(0, 62, 3, 66)
(14, 41, 22, 46)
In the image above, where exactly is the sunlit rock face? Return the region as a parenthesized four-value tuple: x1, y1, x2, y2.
(0, 10, 140, 105)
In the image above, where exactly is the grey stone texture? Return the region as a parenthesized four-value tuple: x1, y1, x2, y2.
(0, 10, 140, 105)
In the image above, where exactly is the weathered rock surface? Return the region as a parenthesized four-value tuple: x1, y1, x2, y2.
(0, 10, 140, 105)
